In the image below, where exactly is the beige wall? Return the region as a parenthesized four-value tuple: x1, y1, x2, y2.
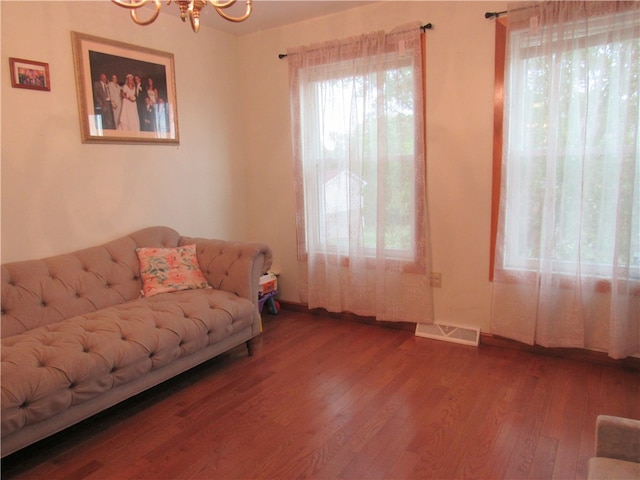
(239, 1, 506, 332)
(2, 1, 506, 333)
(1, 1, 249, 262)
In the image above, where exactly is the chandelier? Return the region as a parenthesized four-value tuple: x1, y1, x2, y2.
(112, 0, 253, 33)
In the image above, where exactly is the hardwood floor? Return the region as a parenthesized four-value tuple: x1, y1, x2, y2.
(2, 309, 639, 480)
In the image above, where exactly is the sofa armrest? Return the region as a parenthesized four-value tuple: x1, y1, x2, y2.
(594, 415, 640, 463)
(180, 236, 273, 309)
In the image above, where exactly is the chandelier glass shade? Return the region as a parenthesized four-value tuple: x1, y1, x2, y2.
(112, 0, 253, 32)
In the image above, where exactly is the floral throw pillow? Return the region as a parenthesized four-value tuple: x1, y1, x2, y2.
(136, 244, 210, 297)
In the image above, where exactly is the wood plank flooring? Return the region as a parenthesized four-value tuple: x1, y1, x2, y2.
(2, 309, 639, 479)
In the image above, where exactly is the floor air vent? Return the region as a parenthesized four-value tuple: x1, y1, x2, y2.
(415, 322, 480, 347)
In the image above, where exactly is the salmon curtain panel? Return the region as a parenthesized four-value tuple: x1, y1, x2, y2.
(287, 24, 434, 323)
(491, 1, 640, 358)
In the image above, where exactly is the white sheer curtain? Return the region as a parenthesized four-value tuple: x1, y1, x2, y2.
(287, 24, 434, 323)
(491, 1, 640, 359)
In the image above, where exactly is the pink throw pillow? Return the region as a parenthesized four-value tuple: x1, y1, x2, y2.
(136, 244, 210, 297)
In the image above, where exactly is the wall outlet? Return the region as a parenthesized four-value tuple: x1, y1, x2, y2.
(430, 272, 442, 288)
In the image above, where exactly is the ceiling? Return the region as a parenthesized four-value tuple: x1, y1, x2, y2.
(157, 1, 378, 36)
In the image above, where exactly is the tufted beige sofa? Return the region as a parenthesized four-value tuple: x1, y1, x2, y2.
(1, 226, 272, 457)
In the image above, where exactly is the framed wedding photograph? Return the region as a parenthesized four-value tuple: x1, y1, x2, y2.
(71, 31, 179, 145)
(9, 58, 51, 91)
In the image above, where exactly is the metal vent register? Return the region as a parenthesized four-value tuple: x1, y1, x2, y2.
(415, 322, 480, 347)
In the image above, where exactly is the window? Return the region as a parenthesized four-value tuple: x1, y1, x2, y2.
(288, 26, 427, 271)
(492, 9, 640, 281)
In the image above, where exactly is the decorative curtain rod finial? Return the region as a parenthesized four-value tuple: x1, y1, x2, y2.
(485, 11, 507, 19)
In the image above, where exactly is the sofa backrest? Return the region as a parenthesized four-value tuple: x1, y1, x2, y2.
(1, 226, 181, 338)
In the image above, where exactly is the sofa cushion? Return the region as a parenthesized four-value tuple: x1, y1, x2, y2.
(1, 288, 255, 437)
(587, 457, 640, 479)
(136, 244, 209, 297)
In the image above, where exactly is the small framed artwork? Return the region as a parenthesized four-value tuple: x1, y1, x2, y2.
(71, 31, 180, 145)
(9, 58, 51, 91)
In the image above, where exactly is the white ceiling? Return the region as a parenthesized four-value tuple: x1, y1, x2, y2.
(158, 1, 378, 36)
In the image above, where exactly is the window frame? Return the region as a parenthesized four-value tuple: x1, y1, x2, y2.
(490, 16, 640, 293)
(490, 17, 507, 281)
(290, 33, 428, 274)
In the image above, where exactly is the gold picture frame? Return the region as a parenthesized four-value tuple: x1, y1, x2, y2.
(71, 31, 179, 145)
(9, 57, 51, 91)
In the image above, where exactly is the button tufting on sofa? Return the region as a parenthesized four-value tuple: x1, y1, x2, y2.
(1, 226, 272, 457)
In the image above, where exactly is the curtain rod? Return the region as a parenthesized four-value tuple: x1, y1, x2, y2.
(278, 23, 433, 59)
(485, 4, 537, 19)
